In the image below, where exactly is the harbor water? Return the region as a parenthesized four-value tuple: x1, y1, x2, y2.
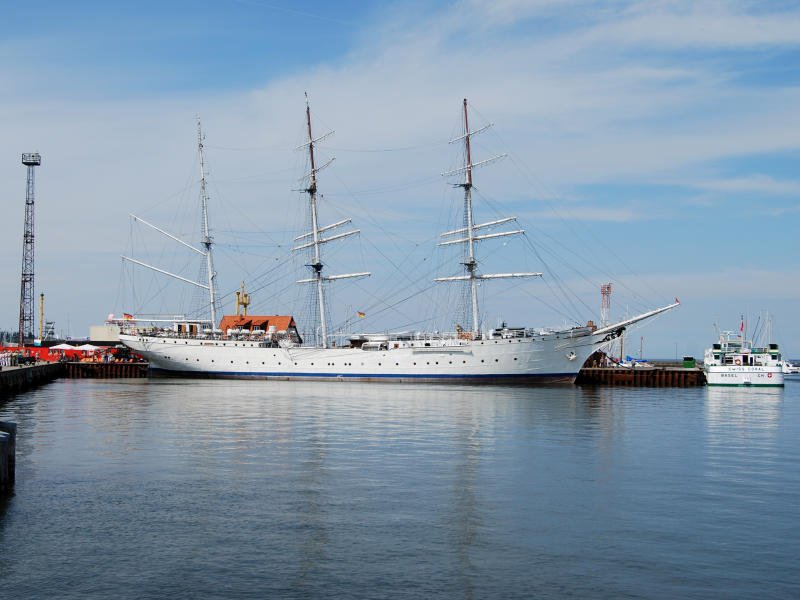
(1, 378, 799, 599)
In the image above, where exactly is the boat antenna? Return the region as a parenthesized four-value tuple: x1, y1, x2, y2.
(197, 116, 219, 329)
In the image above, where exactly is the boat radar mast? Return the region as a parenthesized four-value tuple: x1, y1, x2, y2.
(436, 98, 542, 337)
(293, 95, 370, 348)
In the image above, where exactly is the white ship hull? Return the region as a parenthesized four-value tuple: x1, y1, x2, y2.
(704, 365, 784, 387)
(120, 330, 603, 384)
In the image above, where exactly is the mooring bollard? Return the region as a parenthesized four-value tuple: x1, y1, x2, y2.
(0, 421, 17, 494)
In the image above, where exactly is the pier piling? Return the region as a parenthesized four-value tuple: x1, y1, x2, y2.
(0, 421, 16, 495)
(575, 366, 705, 386)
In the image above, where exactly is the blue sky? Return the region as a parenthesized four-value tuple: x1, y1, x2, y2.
(1, 0, 799, 357)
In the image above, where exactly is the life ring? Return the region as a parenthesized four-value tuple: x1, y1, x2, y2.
(735, 359, 741, 365)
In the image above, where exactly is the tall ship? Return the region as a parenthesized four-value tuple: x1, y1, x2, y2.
(703, 330, 784, 387)
(119, 100, 678, 383)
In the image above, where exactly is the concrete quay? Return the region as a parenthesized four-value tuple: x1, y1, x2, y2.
(0, 362, 64, 396)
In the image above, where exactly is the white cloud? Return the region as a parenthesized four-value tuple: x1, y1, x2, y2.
(678, 175, 800, 195)
(1, 0, 799, 344)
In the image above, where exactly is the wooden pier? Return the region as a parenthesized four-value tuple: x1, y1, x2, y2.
(576, 366, 705, 386)
(64, 361, 149, 379)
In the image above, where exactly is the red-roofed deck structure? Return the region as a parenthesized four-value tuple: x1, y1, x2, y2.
(217, 315, 301, 343)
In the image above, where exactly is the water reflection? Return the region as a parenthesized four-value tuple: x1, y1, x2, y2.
(705, 386, 783, 435)
(1, 380, 798, 599)
(452, 406, 481, 600)
(0, 491, 11, 520)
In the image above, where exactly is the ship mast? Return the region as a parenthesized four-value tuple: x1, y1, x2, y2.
(462, 99, 480, 335)
(293, 96, 370, 348)
(305, 100, 328, 346)
(197, 117, 219, 329)
(437, 98, 542, 338)
(122, 119, 220, 328)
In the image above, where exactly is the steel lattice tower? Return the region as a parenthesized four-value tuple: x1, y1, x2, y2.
(19, 152, 41, 347)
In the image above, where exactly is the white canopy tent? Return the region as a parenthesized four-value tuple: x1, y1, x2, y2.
(76, 344, 101, 352)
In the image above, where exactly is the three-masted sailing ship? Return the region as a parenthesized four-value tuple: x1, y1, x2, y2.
(119, 99, 678, 383)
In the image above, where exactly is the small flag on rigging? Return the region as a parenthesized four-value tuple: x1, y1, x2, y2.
(356, 311, 366, 318)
